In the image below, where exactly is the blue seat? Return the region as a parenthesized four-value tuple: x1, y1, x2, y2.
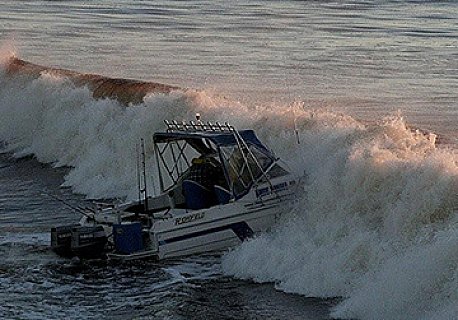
(182, 180, 217, 210)
(214, 185, 232, 205)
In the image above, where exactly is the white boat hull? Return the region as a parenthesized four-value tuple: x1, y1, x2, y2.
(151, 196, 291, 259)
(74, 177, 299, 261)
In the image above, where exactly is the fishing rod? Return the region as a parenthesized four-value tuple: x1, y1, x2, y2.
(41, 191, 95, 219)
(141, 138, 149, 213)
(136, 142, 142, 208)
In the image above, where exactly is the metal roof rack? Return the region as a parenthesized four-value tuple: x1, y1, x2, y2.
(164, 120, 235, 133)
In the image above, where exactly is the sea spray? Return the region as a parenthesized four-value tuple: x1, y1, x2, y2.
(222, 113, 458, 320)
(0, 65, 197, 198)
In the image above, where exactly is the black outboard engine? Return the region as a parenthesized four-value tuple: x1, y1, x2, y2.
(51, 225, 107, 259)
(51, 225, 79, 257)
(71, 226, 108, 259)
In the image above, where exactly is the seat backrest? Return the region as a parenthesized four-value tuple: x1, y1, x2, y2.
(182, 180, 217, 210)
(214, 185, 232, 205)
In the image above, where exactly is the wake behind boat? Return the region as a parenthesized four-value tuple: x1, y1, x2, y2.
(51, 118, 302, 261)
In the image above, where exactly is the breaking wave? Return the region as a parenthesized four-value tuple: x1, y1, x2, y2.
(1, 56, 457, 320)
(222, 109, 458, 319)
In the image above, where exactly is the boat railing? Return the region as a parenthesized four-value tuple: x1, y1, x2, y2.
(164, 120, 235, 133)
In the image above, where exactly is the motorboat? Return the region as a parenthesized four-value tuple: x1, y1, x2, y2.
(51, 119, 302, 261)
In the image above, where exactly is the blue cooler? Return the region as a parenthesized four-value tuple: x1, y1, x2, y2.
(113, 222, 143, 254)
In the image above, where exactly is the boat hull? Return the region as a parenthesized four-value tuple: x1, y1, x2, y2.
(151, 198, 289, 259)
(71, 171, 300, 261)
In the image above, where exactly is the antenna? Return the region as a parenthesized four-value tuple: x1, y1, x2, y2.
(280, 48, 301, 145)
(292, 101, 301, 144)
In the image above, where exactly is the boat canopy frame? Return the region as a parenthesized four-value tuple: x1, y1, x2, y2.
(153, 120, 278, 199)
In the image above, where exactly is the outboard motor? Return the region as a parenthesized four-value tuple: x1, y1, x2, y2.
(70, 226, 108, 259)
(51, 225, 79, 257)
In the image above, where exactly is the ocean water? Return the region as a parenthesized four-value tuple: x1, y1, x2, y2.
(0, 1, 457, 319)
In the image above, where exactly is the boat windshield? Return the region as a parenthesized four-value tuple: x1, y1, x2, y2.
(220, 143, 274, 197)
(153, 127, 277, 199)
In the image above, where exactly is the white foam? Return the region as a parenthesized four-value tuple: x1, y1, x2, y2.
(223, 114, 458, 320)
(1, 63, 457, 320)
